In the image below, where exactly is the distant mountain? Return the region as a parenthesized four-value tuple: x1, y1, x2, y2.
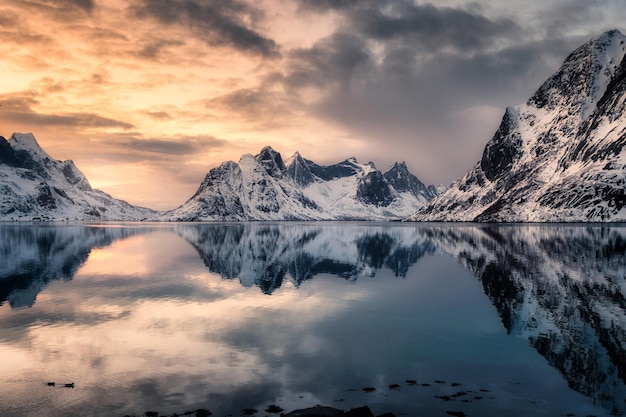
(0, 133, 155, 221)
(164, 146, 439, 221)
(411, 29, 626, 222)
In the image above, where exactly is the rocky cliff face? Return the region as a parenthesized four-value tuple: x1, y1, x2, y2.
(165, 147, 438, 221)
(0, 133, 155, 221)
(411, 30, 626, 222)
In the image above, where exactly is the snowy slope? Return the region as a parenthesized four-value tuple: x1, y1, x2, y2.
(411, 30, 626, 222)
(165, 146, 438, 221)
(0, 133, 155, 221)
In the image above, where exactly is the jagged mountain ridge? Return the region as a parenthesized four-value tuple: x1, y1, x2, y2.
(411, 29, 626, 222)
(165, 146, 438, 221)
(0, 133, 155, 221)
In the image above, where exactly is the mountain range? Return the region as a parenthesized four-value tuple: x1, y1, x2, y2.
(0, 133, 438, 221)
(410, 29, 626, 222)
(3, 30, 626, 222)
(163, 146, 440, 221)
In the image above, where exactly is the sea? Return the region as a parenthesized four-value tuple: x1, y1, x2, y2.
(0, 222, 624, 417)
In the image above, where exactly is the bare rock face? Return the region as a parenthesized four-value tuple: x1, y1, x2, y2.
(411, 29, 626, 222)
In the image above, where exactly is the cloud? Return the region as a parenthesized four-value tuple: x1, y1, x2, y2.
(120, 134, 225, 156)
(0, 8, 20, 27)
(0, 15, 53, 46)
(207, 86, 303, 128)
(296, 0, 361, 13)
(70, 133, 226, 167)
(144, 111, 172, 120)
(0, 91, 134, 130)
(351, 3, 520, 53)
(136, 37, 186, 60)
(296, 0, 521, 52)
(6, 0, 94, 21)
(131, 0, 279, 58)
(285, 32, 372, 91)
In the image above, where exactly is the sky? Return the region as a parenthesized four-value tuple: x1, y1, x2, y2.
(1, 0, 625, 210)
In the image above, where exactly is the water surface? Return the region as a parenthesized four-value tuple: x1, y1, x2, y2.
(0, 222, 624, 416)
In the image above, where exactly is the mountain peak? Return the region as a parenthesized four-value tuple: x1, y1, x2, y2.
(285, 151, 315, 186)
(384, 161, 436, 200)
(595, 28, 624, 43)
(255, 146, 286, 178)
(9, 133, 52, 161)
(258, 145, 278, 154)
(390, 161, 408, 171)
(527, 29, 626, 118)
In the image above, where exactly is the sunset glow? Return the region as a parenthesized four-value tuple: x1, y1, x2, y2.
(1, 0, 624, 209)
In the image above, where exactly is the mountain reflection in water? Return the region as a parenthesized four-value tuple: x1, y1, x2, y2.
(0, 222, 625, 415)
(423, 225, 626, 414)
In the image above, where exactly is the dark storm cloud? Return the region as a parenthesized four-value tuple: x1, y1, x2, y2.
(282, 26, 552, 128)
(284, 1, 531, 114)
(297, 0, 361, 12)
(131, 0, 279, 57)
(285, 32, 372, 90)
(297, 0, 521, 52)
(351, 3, 519, 52)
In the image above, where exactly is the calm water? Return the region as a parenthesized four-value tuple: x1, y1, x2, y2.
(0, 222, 625, 417)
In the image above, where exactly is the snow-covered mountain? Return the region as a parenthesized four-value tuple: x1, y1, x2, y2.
(165, 146, 438, 221)
(0, 133, 155, 221)
(425, 225, 626, 413)
(411, 29, 626, 222)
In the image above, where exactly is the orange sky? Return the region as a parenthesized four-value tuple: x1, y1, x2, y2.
(1, 0, 625, 210)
